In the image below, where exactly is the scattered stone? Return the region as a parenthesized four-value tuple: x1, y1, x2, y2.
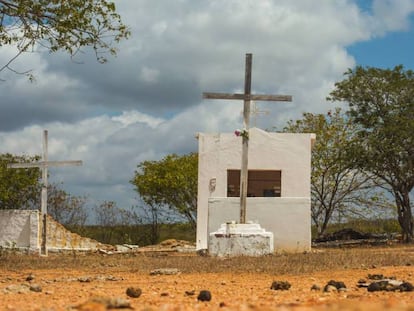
(185, 290, 195, 296)
(74, 301, 107, 311)
(357, 279, 367, 285)
(367, 280, 405, 292)
(323, 285, 337, 293)
(126, 287, 142, 298)
(219, 302, 227, 307)
(399, 282, 414, 292)
(4, 284, 31, 294)
(270, 281, 291, 291)
(367, 274, 384, 280)
(25, 274, 35, 282)
(327, 280, 346, 290)
(368, 281, 392, 292)
(160, 292, 169, 297)
(197, 290, 212, 301)
(149, 268, 180, 276)
(311, 284, 321, 291)
(78, 276, 93, 283)
(29, 284, 42, 292)
(75, 297, 132, 310)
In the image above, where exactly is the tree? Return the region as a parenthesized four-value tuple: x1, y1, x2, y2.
(283, 109, 392, 236)
(328, 65, 414, 242)
(47, 183, 87, 226)
(130, 153, 198, 230)
(0, 0, 129, 79)
(0, 153, 41, 209)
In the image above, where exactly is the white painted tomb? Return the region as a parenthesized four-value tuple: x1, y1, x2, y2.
(196, 127, 315, 253)
(209, 221, 274, 256)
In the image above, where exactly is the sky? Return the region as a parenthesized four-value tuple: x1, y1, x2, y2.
(0, 0, 414, 218)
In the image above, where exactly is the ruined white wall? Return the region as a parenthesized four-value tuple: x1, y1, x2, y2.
(0, 210, 104, 252)
(196, 128, 315, 252)
(0, 210, 39, 250)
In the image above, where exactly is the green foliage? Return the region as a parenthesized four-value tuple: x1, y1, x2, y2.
(328, 65, 414, 242)
(0, 0, 130, 78)
(130, 153, 198, 230)
(283, 109, 392, 236)
(0, 153, 41, 209)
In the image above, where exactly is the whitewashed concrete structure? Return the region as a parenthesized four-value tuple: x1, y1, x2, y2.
(209, 222, 274, 256)
(196, 127, 315, 253)
(0, 210, 104, 252)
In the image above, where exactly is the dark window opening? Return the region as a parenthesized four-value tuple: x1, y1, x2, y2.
(227, 170, 281, 197)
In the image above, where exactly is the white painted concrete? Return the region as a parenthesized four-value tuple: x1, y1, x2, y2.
(196, 128, 315, 252)
(0, 210, 104, 252)
(209, 222, 274, 256)
(208, 197, 311, 252)
(0, 210, 39, 251)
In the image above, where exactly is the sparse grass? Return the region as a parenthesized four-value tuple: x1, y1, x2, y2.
(1, 245, 414, 275)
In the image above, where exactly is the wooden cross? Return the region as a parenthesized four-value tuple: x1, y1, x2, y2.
(7, 130, 82, 256)
(245, 101, 270, 127)
(203, 53, 292, 224)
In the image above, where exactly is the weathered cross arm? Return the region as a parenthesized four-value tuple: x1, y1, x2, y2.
(7, 161, 82, 169)
(203, 92, 292, 102)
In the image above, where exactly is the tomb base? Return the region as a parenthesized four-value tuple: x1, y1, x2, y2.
(208, 222, 274, 257)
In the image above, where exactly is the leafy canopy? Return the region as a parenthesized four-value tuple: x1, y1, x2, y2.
(283, 109, 389, 236)
(0, 153, 41, 209)
(328, 65, 414, 241)
(0, 0, 130, 77)
(131, 153, 198, 230)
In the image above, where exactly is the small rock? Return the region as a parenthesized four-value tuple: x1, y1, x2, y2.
(4, 284, 30, 294)
(399, 282, 414, 292)
(26, 274, 35, 282)
(150, 268, 180, 276)
(89, 296, 132, 309)
(126, 287, 142, 298)
(197, 290, 212, 302)
(324, 285, 337, 292)
(310, 284, 321, 291)
(367, 281, 390, 292)
(368, 274, 384, 280)
(29, 284, 42, 292)
(160, 292, 169, 297)
(219, 302, 226, 307)
(327, 280, 346, 289)
(185, 290, 195, 296)
(270, 281, 291, 291)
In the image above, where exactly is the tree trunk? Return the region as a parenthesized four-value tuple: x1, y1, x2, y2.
(396, 191, 413, 243)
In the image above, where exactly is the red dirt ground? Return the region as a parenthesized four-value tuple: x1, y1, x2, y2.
(2, 264, 414, 310)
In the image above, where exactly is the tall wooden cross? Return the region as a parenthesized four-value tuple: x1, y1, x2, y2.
(7, 130, 82, 256)
(203, 53, 292, 224)
(247, 101, 270, 127)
